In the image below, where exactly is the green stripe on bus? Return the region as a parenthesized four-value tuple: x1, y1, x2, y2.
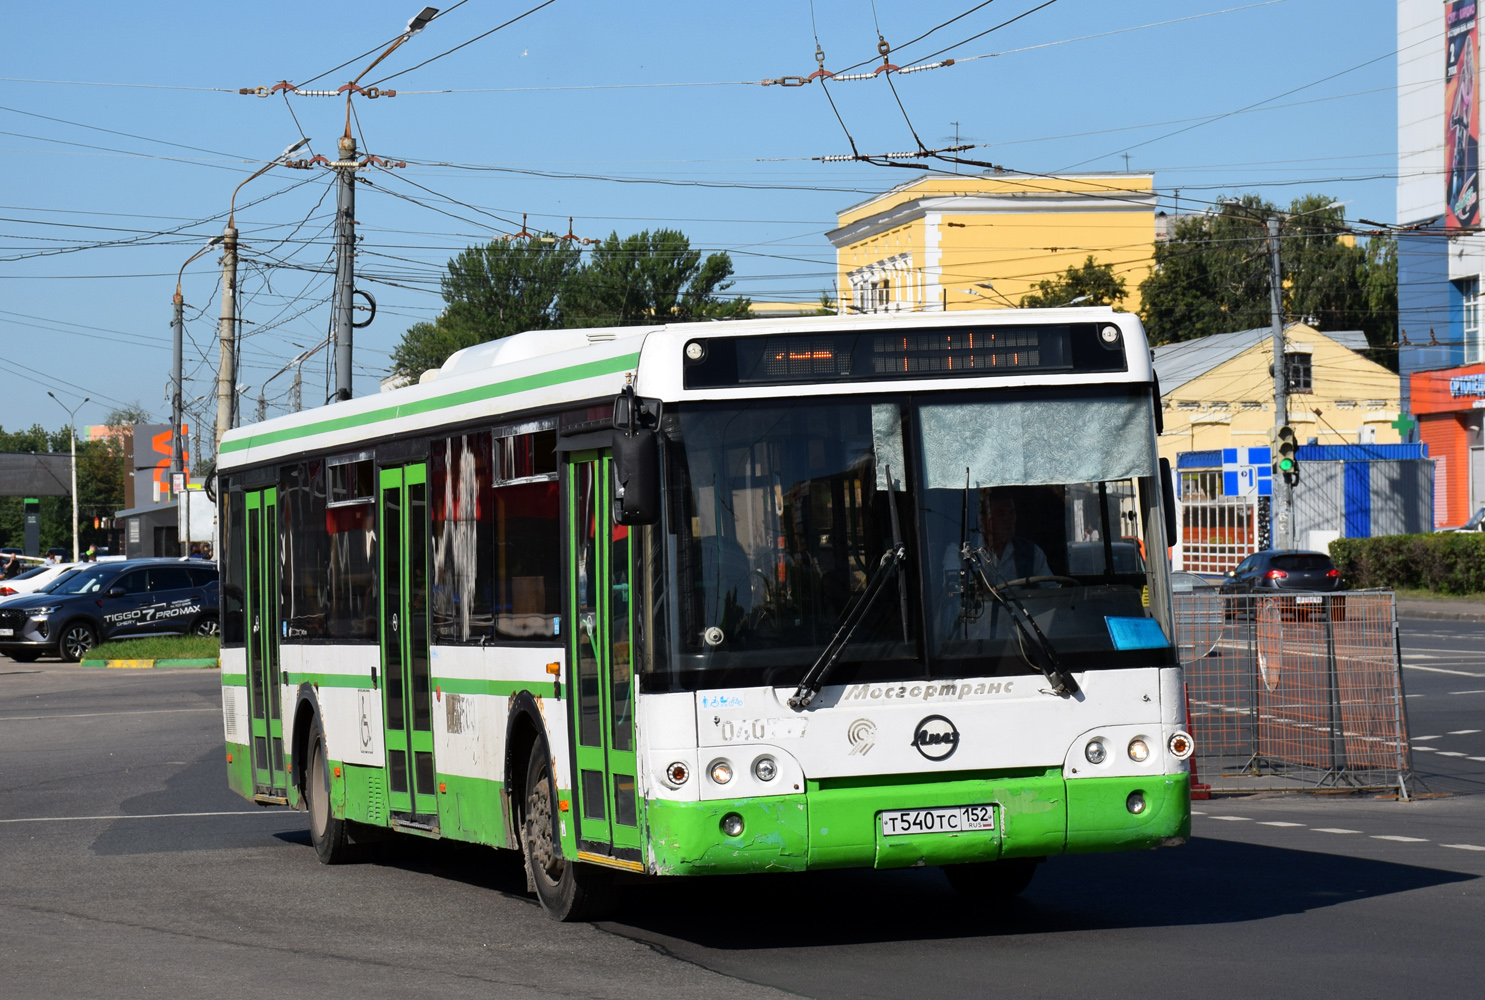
(433, 677, 553, 698)
(220, 352, 641, 455)
(282, 672, 372, 689)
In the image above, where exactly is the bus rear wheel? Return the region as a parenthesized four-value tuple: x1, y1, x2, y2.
(307, 720, 350, 864)
(943, 857, 1041, 898)
(521, 738, 617, 921)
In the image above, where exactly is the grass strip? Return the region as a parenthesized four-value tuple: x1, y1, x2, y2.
(87, 635, 220, 661)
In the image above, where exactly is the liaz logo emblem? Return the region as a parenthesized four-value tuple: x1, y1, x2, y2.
(911, 715, 959, 761)
(847, 718, 876, 756)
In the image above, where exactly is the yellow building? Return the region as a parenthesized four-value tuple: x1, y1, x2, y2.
(825, 173, 1157, 315)
(1154, 323, 1402, 465)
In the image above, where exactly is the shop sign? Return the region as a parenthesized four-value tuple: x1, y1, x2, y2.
(1449, 373, 1485, 397)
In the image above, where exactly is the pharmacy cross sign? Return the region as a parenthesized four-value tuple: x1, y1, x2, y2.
(1391, 414, 1415, 436)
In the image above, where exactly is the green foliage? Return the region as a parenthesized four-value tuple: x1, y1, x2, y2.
(817, 290, 838, 315)
(1138, 193, 1396, 365)
(0, 412, 128, 554)
(1020, 255, 1126, 309)
(391, 237, 583, 379)
(1330, 533, 1485, 595)
(390, 228, 750, 378)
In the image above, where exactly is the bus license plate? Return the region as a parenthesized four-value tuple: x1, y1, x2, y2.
(1295, 594, 1322, 605)
(0, 628, 12, 636)
(881, 804, 995, 836)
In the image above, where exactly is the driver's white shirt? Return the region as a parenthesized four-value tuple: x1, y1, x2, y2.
(984, 538, 1051, 584)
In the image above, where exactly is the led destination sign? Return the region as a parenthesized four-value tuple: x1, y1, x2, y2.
(683, 323, 1127, 389)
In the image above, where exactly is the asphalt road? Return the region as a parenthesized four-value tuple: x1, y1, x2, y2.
(1, 617, 1480, 999)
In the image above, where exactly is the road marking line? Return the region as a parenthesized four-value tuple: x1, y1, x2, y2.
(1372, 835, 1427, 842)
(1313, 828, 1362, 834)
(0, 708, 219, 721)
(1403, 665, 1485, 678)
(1209, 815, 1252, 821)
(1447, 729, 1482, 735)
(1467, 757, 1485, 762)
(1442, 844, 1485, 852)
(1259, 821, 1306, 827)
(0, 811, 295, 824)
(1412, 747, 1436, 752)
(1412, 735, 1442, 740)
(1436, 751, 1469, 757)
(1190, 810, 1207, 815)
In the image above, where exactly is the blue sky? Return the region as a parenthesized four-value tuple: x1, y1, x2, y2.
(1, 0, 1398, 435)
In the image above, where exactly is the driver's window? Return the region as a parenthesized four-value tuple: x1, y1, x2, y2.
(115, 571, 148, 594)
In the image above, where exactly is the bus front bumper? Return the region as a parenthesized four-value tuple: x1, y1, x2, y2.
(644, 769, 1189, 876)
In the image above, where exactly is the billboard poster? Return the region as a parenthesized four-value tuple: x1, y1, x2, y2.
(1446, 0, 1480, 229)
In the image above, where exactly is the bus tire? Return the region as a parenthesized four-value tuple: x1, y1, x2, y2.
(943, 857, 1041, 898)
(306, 718, 350, 865)
(521, 738, 617, 921)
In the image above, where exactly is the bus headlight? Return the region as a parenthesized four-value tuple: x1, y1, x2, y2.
(1127, 738, 1150, 763)
(720, 813, 744, 837)
(1168, 732, 1194, 759)
(752, 756, 777, 781)
(1126, 791, 1146, 814)
(709, 760, 733, 785)
(1084, 740, 1106, 764)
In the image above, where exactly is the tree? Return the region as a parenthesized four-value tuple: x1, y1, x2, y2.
(1020, 256, 1126, 309)
(1138, 193, 1396, 365)
(391, 236, 583, 379)
(564, 229, 750, 327)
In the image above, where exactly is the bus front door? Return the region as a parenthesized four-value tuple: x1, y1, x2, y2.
(566, 453, 639, 862)
(379, 463, 438, 824)
(244, 488, 287, 801)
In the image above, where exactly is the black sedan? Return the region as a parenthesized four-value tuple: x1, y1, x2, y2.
(0, 559, 218, 662)
(1220, 550, 1344, 595)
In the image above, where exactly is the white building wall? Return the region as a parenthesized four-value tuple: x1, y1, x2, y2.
(1398, 0, 1447, 224)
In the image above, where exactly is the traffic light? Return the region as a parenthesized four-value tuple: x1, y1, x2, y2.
(1273, 425, 1299, 486)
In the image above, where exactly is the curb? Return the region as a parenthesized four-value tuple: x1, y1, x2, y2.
(79, 658, 220, 670)
(1395, 605, 1485, 623)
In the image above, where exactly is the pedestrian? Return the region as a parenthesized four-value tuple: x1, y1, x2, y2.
(84, 544, 96, 563)
(2, 553, 17, 579)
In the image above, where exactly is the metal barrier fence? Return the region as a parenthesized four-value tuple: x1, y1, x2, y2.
(1173, 590, 1413, 796)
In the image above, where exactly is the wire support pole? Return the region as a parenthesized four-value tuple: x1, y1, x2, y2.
(170, 292, 185, 483)
(333, 134, 357, 402)
(1266, 215, 1291, 549)
(214, 225, 239, 451)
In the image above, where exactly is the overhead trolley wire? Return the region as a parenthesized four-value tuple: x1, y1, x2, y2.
(367, 0, 561, 88)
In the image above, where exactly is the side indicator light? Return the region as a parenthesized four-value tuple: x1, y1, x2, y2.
(558, 799, 570, 812)
(226, 753, 233, 763)
(546, 661, 561, 675)
(333, 766, 341, 778)
(439, 782, 446, 794)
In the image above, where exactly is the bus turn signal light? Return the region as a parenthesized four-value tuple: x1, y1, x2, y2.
(1169, 732, 1194, 759)
(546, 662, 560, 675)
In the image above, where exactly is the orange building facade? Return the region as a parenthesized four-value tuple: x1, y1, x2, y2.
(1411, 363, 1485, 527)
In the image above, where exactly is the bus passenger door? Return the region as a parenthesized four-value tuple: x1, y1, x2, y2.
(379, 463, 438, 823)
(244, 488, 287, 800)
(566, 453, 639, 860)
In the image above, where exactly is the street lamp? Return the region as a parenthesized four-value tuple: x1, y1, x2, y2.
(46, 391, 89, 563)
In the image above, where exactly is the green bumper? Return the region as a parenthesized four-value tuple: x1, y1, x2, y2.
(645, 769, 1188, 876)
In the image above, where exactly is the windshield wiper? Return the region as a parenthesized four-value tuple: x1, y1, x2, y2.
(789, 467, 909, 710)
(961, 545, 1079, 697)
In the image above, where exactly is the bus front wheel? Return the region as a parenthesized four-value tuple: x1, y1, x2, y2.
(943, 857, 1041, 898)
(521, 738, 617, 921)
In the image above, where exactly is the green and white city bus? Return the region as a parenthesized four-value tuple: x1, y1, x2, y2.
(217, 306, 1193, 920)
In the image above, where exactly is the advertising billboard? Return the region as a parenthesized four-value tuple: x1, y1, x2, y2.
(1446, 0, 1480, 228)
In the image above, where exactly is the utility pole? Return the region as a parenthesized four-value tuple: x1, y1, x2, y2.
(46, 392, 88, 563)
(171, 291, 185, 489)
(333, 133, 357, 402)
(214, 224, 239, 450)
(1267, 215, 1291, 549)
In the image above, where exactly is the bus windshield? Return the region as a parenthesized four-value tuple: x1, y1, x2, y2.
(659, 386, 1172, 690)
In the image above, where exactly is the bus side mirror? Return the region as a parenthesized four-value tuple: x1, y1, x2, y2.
(612, 428, 660, 525)
(1159, 457, 1178, 545)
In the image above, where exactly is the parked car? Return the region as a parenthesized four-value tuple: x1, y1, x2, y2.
(1441, 507, 1485, 533)
(1065, 540, 1146, 576)
(0, 562, 76, 599)
(1170, 571, 1221, 593)
(0, 559, 218, 663)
